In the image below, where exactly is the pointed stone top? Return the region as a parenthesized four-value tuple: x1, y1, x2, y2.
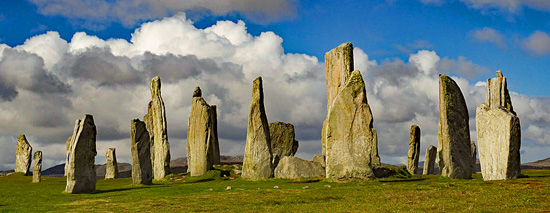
(338, 42, 353, 49)
(496, 70, 503, 78)
(18, 134, 27, 142)
(193, 87, 202, 98)
(254, 76, 263, 85)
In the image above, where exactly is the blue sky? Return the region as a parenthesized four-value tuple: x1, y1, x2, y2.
(0, 0, 549, 170)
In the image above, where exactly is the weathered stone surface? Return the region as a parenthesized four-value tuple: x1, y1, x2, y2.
(407, 125, 421, 174)
(269, 121, 299, 168)
(15, 134, 32, 175)
(65, 114, 97, 194)
(32, 151, 42, 183)
(64, 136, 71, 176)
(144, 76, 171, 179)
(477, 71, 521, 180)
(471, 141, 477, 163)
(274, 157, 325, 179)
(187, 87, 219, 176)
(423, 146, 437, 175)
(242, 77, 273, 179)
(312, 155, 326, 168)
(438, 75, 473, 179)
(211, 105, 220, 165)
(325, 70, 375, 180)
(371, 129, 381, 167)
(105, 148, 118, 179)
(322, 42, 354, 156)
(131, 119, 153, 185)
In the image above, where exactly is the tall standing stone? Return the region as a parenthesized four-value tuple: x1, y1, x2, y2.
(131, 119, 153, 185)
(65, 114, 97, 194)
(187, 87, 219, 176)
(438, 75, 473, 179)
(105, 148, 118, 179)
(144, 76, 170, 179)
(407, 125, 421, 175)
(242, 77, 273, 179)
(423, 146, 437, 175)
(471, 141, 477, 163)
(477, 71, 521, 180)
(322, 42, 354, 156)
(32, 151, 42, 183)
(269, 121, 299, 169)
(14, 134, 32, 175)
(325, 70, 375, 180)
(64, 136, 72, 176)
(371, 129, 381, 167)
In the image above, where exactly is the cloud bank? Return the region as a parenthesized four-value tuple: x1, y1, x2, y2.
(0, 13, 549, 171)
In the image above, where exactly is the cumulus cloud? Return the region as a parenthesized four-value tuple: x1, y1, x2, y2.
(419, 0, 550, 15)
(471, 27, 507, 49)
(29, 0, 297, 29)
(0, 13, 549, 171)
(522, 31, 550, 56)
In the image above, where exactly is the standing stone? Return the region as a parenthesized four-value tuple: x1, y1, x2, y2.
(187, 87, 219, 176)
(64, 136, 72, 176)
(105, 148, 118, 179)
(371, 129, 381, 167)
(477, 71, 521, 180)
(14, 134, 32, 175)
(471, 141, 477, 163)
(32, 151, 42, 183)
(144, 76, 170, 179)
(423, 146, 437, 175)
(269, 121, 299, 169)
(211, 105, 220, 165)
(242, 77, 273, 179)
(325, 70, 375, 180)
(131, 119, 153, 185)
(438, 75, 473, 179)
(274, 156, 325, 179)
(322, 42, 354, 156)
(65, 114, 97, 194)
(407, 125, 421, 175)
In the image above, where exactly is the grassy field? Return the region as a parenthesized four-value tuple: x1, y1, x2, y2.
(1, 169, 549, 212)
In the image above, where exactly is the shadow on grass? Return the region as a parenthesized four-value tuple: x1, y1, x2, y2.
(378, 178, 426, 183)
(92, 185, 168, 194)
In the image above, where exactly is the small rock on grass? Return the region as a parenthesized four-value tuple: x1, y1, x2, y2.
(226, 186, 232, 190)
(273, 186, 279, 189)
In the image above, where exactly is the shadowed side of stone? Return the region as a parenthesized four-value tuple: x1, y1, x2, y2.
(269, 121, 299, 169)
(65, 114, 97, 194)
(407, 125, 421, 174)
(274, 156, 325, 179)
(131, 119, 153, 185)
(438, 75, 473, 179)
(15, 134, 32, 175)
(242, 77, 273, 180)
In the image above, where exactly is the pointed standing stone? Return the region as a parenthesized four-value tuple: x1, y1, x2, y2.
(423, 146, 437, 175)
(187, 87, 219, 176)
(32, 151, 42, 183)
(144, 76, 170, 179)
(325, 70, 375, 180)
(131, 119, 153, 185)
(242, 77, 273, 179)
(269, 121, 299, 169)
(65, 114, 97, 194)
(407, 125, 421, 175)
(477, 71, 521, 180)
(322, 42, 354, 156)
(438, 75, 473, 179)
(15, 134, 32, 175)
(105, 148, 118, 179)
(64, 136, 72, 176)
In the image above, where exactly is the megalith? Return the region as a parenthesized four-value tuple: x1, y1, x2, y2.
(105, 148, 118, 179)
(423, 146, 437, 175)
(274, 157, 325, 179)
(242, 77, 273, 179)
(407, 125, 421, 175)
(371, 129, 381, 167)
(32, 151, 42, 183)
(15, 134, 32, 175)
(144, 76, 171, 179)
(131, 119, 153, 185)
(64, 136, 71, 176)
(187, 87, 220, 176)
(438, 75, 473, 179)
(269, 121, 299, 169)
(65, 114, 97, 194)
(476, 71, 521, 180)
(325, 70, 375, 180)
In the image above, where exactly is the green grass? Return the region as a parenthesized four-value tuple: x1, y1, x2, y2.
(1, 170, 549, 212)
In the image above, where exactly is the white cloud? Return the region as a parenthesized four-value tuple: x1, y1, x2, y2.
(29, 0, 297, 28)
(461, 0, 550, 13)
(522, 30, 550, 56)
(0, 13, 549, 171)
(471, 27, 507, 49)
